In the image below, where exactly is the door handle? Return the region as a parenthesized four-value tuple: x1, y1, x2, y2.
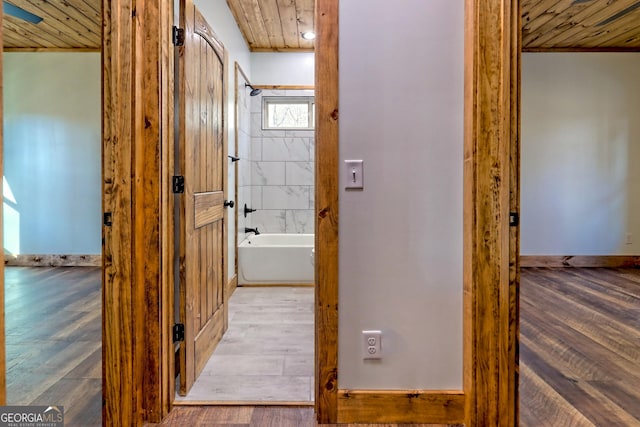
(224, 200, 234, 208)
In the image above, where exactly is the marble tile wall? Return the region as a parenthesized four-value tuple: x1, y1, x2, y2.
(237, 75, 252, 244)
(243, 89, 315, 235)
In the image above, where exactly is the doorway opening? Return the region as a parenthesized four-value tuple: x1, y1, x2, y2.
(518, 52, 640, 426)
(3, 51, 102, 426)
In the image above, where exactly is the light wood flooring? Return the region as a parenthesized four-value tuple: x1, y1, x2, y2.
(5, 266, 102, 427)
(176, 286, 315, 403)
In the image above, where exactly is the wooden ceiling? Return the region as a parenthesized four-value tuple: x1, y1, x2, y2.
(2, 0, 101, 51)
(2, 0, 640, 52)
(522, 0, 640, 51)
(226, 0, 315, 52)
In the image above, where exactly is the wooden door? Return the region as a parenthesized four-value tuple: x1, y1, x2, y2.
(177, 0, 228, 396)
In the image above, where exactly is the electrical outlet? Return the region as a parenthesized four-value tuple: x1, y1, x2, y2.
(362, 330, 382, 360)
(626, 233, 633, 245)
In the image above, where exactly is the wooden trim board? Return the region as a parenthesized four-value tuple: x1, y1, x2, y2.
(520, 255, 640, 268)
(337, 390, 465, 424)
(314, 0, 339, 423)
(4, 254, 101, 267)
(464, 0, 519, 425)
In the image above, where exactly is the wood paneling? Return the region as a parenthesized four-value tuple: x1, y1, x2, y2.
(2, 0, 101, 50)
(4, 254, 101, 267)
(194, 192, 224, 228)
(314, 0, 338, 423)
(226, 0, 314, 51)
(521, 255, 640, 268)
(337, 391, 465, 424)
(103, 0, 172, 424)
(464, 0, 518, 425)
(522, 0, 640, 51)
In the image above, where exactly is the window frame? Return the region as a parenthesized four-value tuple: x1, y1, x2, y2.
(261, 96, 315, 130)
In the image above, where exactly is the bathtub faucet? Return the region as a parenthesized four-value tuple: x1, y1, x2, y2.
(244, 227, 260, 235)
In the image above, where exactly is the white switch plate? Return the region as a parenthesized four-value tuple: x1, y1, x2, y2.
(345, 160, 364, 189)
(362, 330, 382, 360)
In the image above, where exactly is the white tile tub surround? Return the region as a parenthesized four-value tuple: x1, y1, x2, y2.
(243, 89, 315, 235)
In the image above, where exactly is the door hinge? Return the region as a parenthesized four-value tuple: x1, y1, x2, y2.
(173, 323, 185, 343)
(103, 212, 112, 227)
(173, 26, 185, 46)
(509, 212, 519, 227)
(172, 176, 185, 194)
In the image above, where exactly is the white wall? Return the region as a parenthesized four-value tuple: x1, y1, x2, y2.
(251, 53, 314, 86)
(3, 53, 101, 255)
(338, 0, 463, 389)
(196, 0, 252, 279)
(521, 53, 640, 255)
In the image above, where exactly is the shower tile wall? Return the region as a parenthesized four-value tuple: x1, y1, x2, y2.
(245, 89, 315, 236)
(237, 76, 252, 243)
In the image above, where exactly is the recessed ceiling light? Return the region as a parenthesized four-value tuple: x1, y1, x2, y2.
(301, 32, 316, 40)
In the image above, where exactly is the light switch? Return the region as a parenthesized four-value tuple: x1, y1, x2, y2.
(345, 160, 364, 189)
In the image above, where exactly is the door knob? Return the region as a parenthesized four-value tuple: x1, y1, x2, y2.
(224, 200, 235, 208)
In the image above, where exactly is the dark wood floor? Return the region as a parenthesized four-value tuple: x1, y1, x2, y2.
(520, 267, 640, 427)
(6, 267, 639, 426)
(5, 266, 102, 427)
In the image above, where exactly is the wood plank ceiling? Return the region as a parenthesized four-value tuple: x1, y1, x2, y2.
(523, 0, 640, 50)
(2, 0, 640, 52)
(226, 0, 315, 52)
(2, 0, 100, 51)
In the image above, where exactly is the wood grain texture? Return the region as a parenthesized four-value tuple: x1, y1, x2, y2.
(464, 0, 517, 425)
(2, 0, 101, 50)
(102, 0, 135, 424)
(520, 267, 640, 426)
(150, 405, 462, 426)
(226, 0, 314, 51)
(4, 254, 101, 267)
(337, 391, 465, 424)
(521, 255, 640, 268)
(314, 0, 339, 423)
(522, 0, 640, 51)
(6, 267, 101, 426)
(177, 0, 228, 397)
(103, 0, 173, 423)
(509, 1, 522, 425)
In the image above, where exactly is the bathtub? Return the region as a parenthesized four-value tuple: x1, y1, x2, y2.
(238, 234, 314, 285)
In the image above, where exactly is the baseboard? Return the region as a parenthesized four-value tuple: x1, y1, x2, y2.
(238, 283, 315, 287)
(336, 390, 465, 424)
(520, 255, 640, 268)
(227, 274, 238, 297)
(4, 254, 102, 267)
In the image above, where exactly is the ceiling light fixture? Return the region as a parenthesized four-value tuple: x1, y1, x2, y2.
(301, 31, 316, 40)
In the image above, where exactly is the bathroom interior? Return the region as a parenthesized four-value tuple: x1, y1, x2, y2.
(174, 2, 317, 401)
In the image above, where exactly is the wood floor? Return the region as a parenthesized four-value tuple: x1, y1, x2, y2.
(4, 267, 638, 426)
(520, 267, 640, 427)
(154, 267, 640, 426)
(5, 266, 102, 427)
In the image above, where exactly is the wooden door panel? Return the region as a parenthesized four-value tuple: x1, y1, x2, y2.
(178, 0, 227, 396)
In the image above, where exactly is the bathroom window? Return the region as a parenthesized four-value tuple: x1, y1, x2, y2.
(262, 97, 315, 130)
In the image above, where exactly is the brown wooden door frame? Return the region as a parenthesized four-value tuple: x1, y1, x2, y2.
(2, 0, 520, 426)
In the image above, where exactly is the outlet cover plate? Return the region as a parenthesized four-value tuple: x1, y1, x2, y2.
(362, 330, 382, 360)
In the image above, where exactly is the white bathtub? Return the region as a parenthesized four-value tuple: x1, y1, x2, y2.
(238, 234, 314, 285)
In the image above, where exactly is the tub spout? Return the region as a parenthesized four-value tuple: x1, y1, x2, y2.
(244, 227, 260, 235)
